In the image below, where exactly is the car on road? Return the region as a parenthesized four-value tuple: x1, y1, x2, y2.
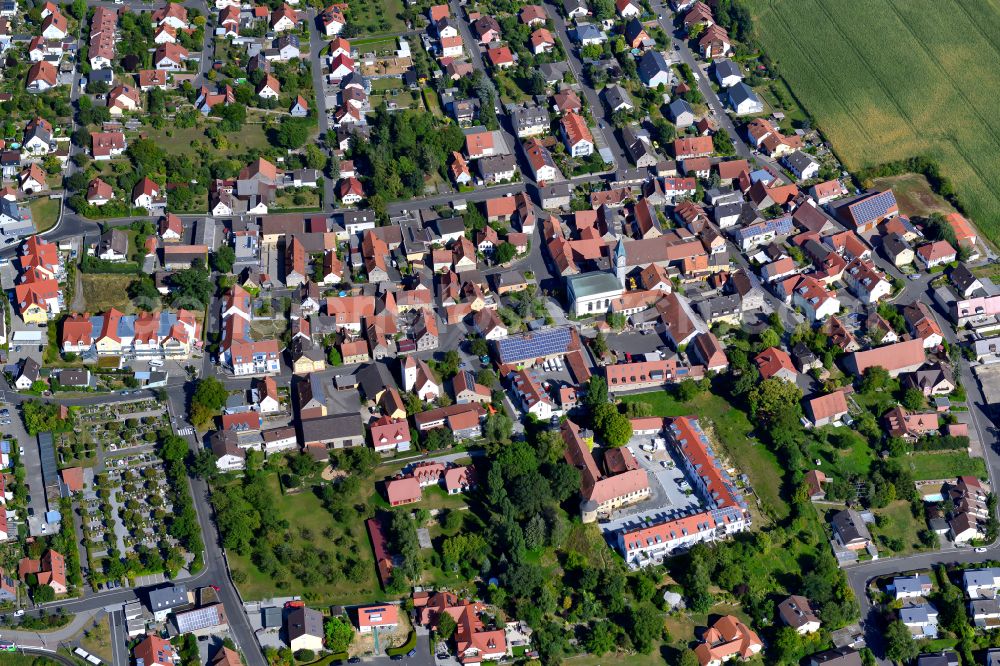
(407, 649, 417, 657)
(347, 659, 361, 664)
(18, 446, 24, 457)
(390, 656, 403, 662)
(976, 547, 988, 553)
(908, 274, 920, 280)
(0, 641, 15, 651)
(13, 610, 24, 617)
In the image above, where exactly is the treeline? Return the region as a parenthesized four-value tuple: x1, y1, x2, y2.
(159, 435, 205, 572)
(912, 434, 970, 452)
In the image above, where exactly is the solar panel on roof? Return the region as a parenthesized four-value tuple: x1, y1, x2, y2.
(851, 191, 897, 226)
(497, 326, 572, 363)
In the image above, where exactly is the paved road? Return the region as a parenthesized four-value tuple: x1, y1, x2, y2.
(544, 0, 626, 168)
(305, 9, 338, 209)
(649, 2, 793, 183)
(834, 260, 999, 663)
(0, 608, 100, 650)
(163, 388, 267, 666)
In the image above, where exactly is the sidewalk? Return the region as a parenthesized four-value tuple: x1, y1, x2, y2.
(0, 608, 99, 649)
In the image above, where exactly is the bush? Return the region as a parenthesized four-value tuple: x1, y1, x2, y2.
(293, 649, 315, 662)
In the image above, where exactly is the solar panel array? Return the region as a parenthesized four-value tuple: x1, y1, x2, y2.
(497, 326, 572, 363)
(850, 190, 897, 226)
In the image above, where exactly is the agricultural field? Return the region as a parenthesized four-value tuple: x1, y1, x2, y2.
(748, 0, 1000, 242)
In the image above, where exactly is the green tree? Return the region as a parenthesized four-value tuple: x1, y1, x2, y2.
(883, 620, 917, 663)
(584, 621, 619, 656)
(469, 337, 489, 358)
(33, 585, 55, 603)
(600, 411, 633, 447)
(276, 118, 310, 149)
(212, 245, 236, 273)
(484, 413, 513, 444)
(170, 261, 213, 308)
(127, 275, 160, 307)
(589, 330, 608, 359)
(193, 377, 228, 411)
(324, 616, 354, 653)
(437, 612, 458, 641)
(626, 603, 663, 654)
(494, 242, 516, 264)
(583, 376, 609, 412)
(859, 365, 892, 393)
(748, 378, 802, 424)
(678, 649, 700, 666)
(901, 387, 925, 411)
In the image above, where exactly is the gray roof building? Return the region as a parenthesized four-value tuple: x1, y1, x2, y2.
(300, 413, 365, 448)
(713, 58, 743, 86)
(477, 154, 518, 182)
(539, 61, 570, 85)
(666, 98, 694, 126)
(638, 50, 671, 87)
(147, 585, 189, 616)
(809, 647, 863, 666)
(727, 81, 764, 114)
(357, 361, 398, 399)
(784, 150, 820, 177)
(602, 83, 633, 112)
(511, 104, 550, 136)
(286, 606, 324, 643)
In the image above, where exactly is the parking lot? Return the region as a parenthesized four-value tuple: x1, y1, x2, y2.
(599, 432, 702, 535)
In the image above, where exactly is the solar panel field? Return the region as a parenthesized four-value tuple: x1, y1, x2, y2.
(748, 0, 1000, 243)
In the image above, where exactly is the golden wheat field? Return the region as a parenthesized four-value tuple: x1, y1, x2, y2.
(748, 0, 1000, 242)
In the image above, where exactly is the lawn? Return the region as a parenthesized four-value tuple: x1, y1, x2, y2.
(78, 615, 114, 664)
(618, 390, 789, 519)
(802, 426, 874, 478)
(872, 173, 958, 219)
(82, 273, 147, 314)
(250, 318, 289, 340)
(906, 451, 988, 481)
(227, 474, 381, 605)
(754, 77, 809, 133)
(141, 121, 272, 160)
(370, 91, 421, 111)
(346, 0, 407, 36)
(748, 0, 1000, 243)
(372, 77, 404, 92)
(273, 188, 322, 212)
(870, 499, 925, 556)
(351, 36, 399, 54)
(30, 196, 61, 233)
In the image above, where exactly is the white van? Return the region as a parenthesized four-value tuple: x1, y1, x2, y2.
(149, 359, 164, 368)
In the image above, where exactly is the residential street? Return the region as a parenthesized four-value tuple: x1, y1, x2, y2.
(543, 0, 627, 168)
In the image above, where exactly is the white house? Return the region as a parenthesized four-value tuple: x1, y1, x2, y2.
(783, 150, 820, 181)
(566, 271, 623, 317)
(560, 112, 594, 158)
(727, 82, 764, 116)
(843, 258, 891, 304)
(891, 575, 933, 601)
(964, 568, 1000, 600)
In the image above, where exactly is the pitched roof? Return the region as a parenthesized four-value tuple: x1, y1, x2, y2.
(561, 111, 593, 147)
(754, 346, 795, 380)
(805, 390, 848, 423)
